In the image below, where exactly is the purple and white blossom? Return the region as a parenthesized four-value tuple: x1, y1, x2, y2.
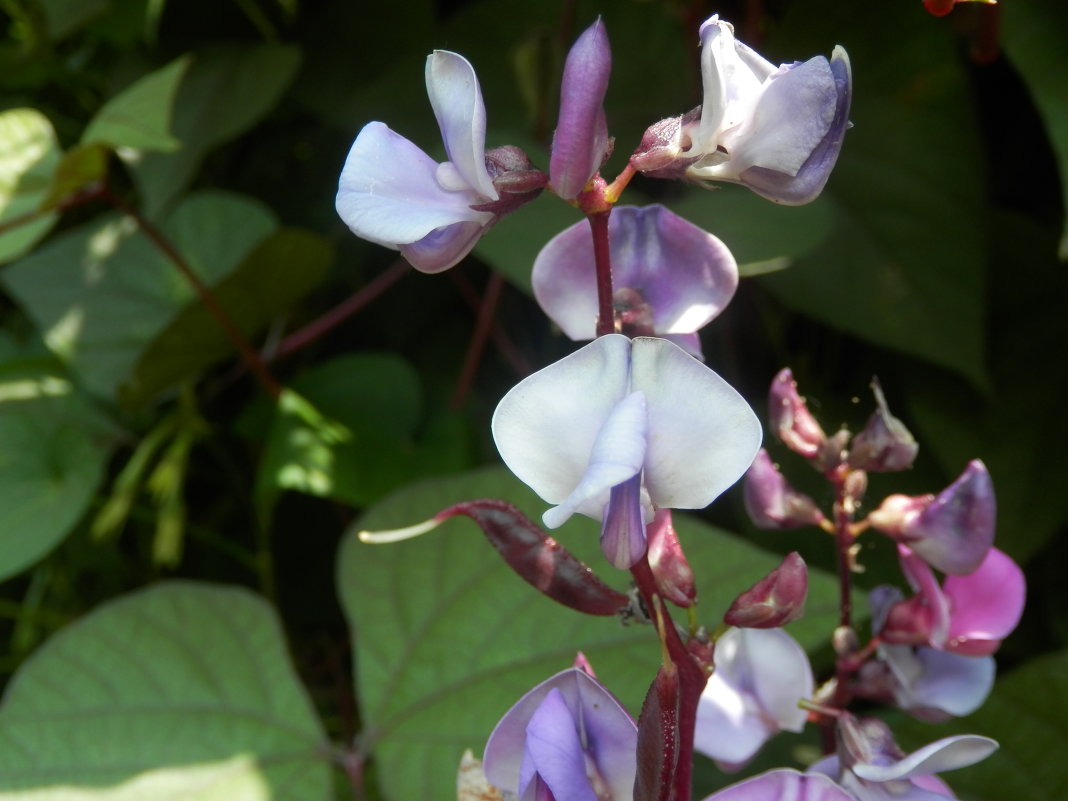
(881, 546, 1025, 657)
(336, 51, 542, 273)
(482, 667, 637, 801)
(813, 715, 997, 801)
(531, 205, 738, 358)
(868, 460, 996, 576)
(685, 17, 852, 203)
(694, 627, 814, 770)
(550, 18, 612, 200)
(492, 334, 761, 568)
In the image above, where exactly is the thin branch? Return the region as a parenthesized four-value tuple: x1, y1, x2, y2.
(451, 271, 505, 409)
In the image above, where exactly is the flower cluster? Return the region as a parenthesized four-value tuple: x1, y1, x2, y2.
(341, 10, 1018, 801)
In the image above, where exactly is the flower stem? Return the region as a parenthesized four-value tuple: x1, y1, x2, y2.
(588, 210, 615, 336)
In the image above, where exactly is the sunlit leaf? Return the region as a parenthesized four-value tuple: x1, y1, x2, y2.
(0, 108, 60, 264)
(0, 335, 117, 581)
(0, 582, 332, 799)
(81, 55, 191, 154)
(338, 467, 844, 801)
(1, 191, 276, 399)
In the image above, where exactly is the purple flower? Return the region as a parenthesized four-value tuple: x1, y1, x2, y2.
(743, 449, 826, 530)
(813, 715, 997, 801)
(881, 546, 1025, 657)
(868, 460, 995, 576)
(684, 16, 851, 204)
(531, 205, 738, 358)
(482, 667, 637, 801)
(694, 627, 814, 770)
(700, 769, 856, 801)
(858, 587, 995, 720)
(491, 334, 761, 568)
(337, 51, 525, 273)
(550, 18, 612, 200)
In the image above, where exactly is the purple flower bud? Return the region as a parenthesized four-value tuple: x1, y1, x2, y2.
(550, 18, 612, 200)
(868, 460, 996, 575)
(744, 449, 826, 529)
(848, 378, 918, 472)
(646, 509, 697, 607)
(694, 628, 813, 770)
(724, 551, 809, 628)
(532, 204, 738, 359)
(483, 667, 637, 801)
(769, 368, 828, 459)
(682, 17, 852, 205)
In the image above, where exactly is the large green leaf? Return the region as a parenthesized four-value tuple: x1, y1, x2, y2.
(756, 0, 988, 387)
(0, 108, 60, 264)
(1, 191, 276, 399)
(0, 582, 332, 799)
(894, 649, 1068, 801)
(122, 227, 334, 407)
(130, 45, 301, 217)
(339, 466, 845, 801)
(1002, 0, 1068, 259)
(81, 55, 191, 154)
(0, 335, 117, 581)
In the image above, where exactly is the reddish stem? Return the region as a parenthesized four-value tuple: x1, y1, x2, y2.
(102, 188, 283, 399)
(450, 271, 505, 408)
(588, 210, 615, 336)
(449, 270, 533, 377)
(272, 260, 409, 361)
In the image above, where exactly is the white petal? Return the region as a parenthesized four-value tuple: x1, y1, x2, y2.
(718, 628, 813, 732)
(725, 57, 837, 176)
(694, 673, 772, 765)
(543, 391, 647, 528)
(336, 121, 491, 245)
(492, 335, 631, 517)
(630, 337, 761, 509)
(853, 735, 998, 783)
(426, 51, 498, 201)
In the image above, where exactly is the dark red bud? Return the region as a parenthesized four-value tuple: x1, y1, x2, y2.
(723, 552, 809, 628)
(646, 510, 696, 607)
(372, 499, 629, 616)
(471, 145, 547, 217)
(848, 378, 918, 472)
(634, 664, 680, 801)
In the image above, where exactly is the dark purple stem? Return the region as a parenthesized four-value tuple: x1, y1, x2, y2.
(451, 271, 505, 409)
(272, 260, 409, 361)
(588, 210, 615, 336)
(631, 554, 708, 801)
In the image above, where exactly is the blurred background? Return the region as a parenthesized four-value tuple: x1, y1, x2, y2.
(0, 0, 1065, 798)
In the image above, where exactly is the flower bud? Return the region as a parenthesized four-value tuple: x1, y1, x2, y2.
(768, 368, 828, 460)
(847, 378, 918, 472)
(867, 460, 995, 575)
(646, 510, 697, 607)
(724, 551, 808, 628)
(743, 449, 826, 529)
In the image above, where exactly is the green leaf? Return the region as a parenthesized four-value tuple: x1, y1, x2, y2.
(122, 226, 333, 407)
(258, 353, 471, 512)
(1, 191, 277, 399)
(338, 466, 844, 801)
(130, 45, 301, 217)
(894, 649, 1068, 801)
(0, 335, 117, 581)
(1002, 0, 1068, 259)
(81, 55, 191, 154)
(0, 582, 332, 799)
(0, 108, 61, 264)
(39, 0, 109, 41)
(756, 0, 988, 387)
